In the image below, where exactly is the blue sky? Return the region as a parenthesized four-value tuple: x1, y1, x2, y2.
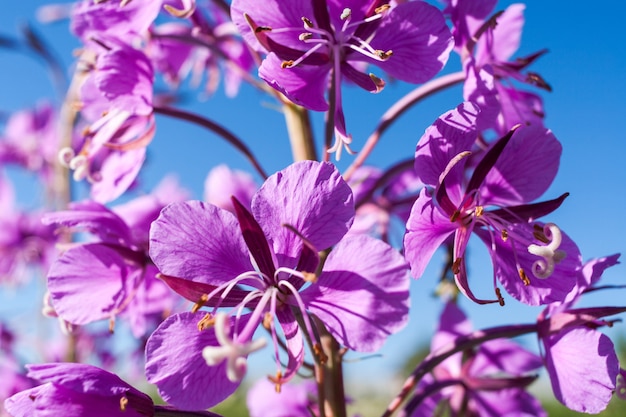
(1, 0, 625, 391)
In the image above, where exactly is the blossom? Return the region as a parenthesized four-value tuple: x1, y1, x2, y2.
(60, 38, 155, 203)
(145, 160, 410, 410)
(203, 164, 257, 212)
(536, 254, 622, 413)
(407, 302, 545, 417)
(403, 102, 581, 305)
(231, 0, 453, 158)
(43, 178, 187, 337)
(247, 378, 317, 417)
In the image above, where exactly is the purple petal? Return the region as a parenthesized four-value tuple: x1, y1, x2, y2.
(145, 312, 241, 410)
(475, 4, 525, 65)
(204, 165, 257, 213)
(246, 378, 313, 417)
(4, 386, 44, 417)
(481, 124, 561, 206)
(431, 302, 473, 353)
(414, 102, 479, 188)
(365, 2, 453, 84)
(472, 339, 542, 376)
(471, 388, 546, 417)
(301, 234, 409, 352)
(542, 327, 618, 413)
(475, 225, 581, 305)
(91, 147, 146, 204)
(253, 161, 354, 268)
(259, 53, 330, 111)
(47, 244, 140, 326)
(404, 189, 457, 279)
(276, 308, 304, 382)
(149, 201, 253, 285)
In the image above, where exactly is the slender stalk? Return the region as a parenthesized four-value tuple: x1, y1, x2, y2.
(153, 105, 268, 179)
(380, 323, 537, 417)
(344, 71, 465, 181)
(283, 102, 318, 161)
(315, 317, 347, 417)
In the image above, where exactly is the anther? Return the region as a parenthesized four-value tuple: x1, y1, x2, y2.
(262, 312, 273, 330)
(197, 312, 215, 331)
(119, 396, 128, 411)
(450, 210, 461, 223)
(268, 371, 283, 393)
(495, 287, 505, 306)
(340, 8, 352, 20)
(501, 229, 508, 241)
(375, 49, 393, 60)
(109, 317, 115, 333)
(452, 258, 462, 275)
(255, 26, 272, 33)
(375, 4, 391, 14)
(474, 206, 484, 217)
(518, 269, 530, 286)
(301, 17, 314, 28)
(299, 32, 313, 41)
(191, 294, 209, 313)
(281, 60, 294, 69)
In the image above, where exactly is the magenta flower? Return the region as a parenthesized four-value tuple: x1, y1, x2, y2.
(145, 161, 410, 410)
(403, 102, 581, 305)
(43, 178, 187, 337)
(407, 302, 545, 417)
(60, 38, 155, 203)
(537, 254, 622, 413)
(231, 0, 452, 158)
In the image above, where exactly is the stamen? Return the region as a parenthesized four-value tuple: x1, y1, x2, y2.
(281, 60, 294, 68)
(58, 147, 75, 166)
(475, 206, 484, 217)
(299, 32, 313, 41)
(518, 268, 530, 286)
(375, 4, 391, 14)
(527, 223, 567, 279)
(313, 343, 328, 364)
(501, 229, 508, 241)
(452, 258, 462, 275)
(340, 8, 352, 20)
(302, 271, 318, 283)
(108, 317, 115, 333)
(191, 294, 209, 313)
(262, 312, 273, 329)
(301, 17, 314, 28)
(268, 371, 284, 393)
(375, 49, 393, 60)
(255, 26, 272, 33)
(197, 312, 215, 331)
(119, 396, 128, 411)
(495, 287, 505, 306)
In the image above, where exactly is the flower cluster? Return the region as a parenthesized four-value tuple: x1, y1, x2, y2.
(0, 1, 624, 417)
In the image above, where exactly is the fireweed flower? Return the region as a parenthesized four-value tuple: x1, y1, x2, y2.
(246, 378, 318, 417)
(536, 254, 622, 413)
(407, 302, 545, 417)
(404, 102, 581, 305)
(445, 1, 550, 133)
(145, 160, 410, 410)
(43, 178, 187, 337)
(59, 38, 155, 203)
(231, 0, 453, 158)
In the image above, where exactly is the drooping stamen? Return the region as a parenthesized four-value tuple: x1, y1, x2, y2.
(527, 223, 566, 279)
(518, 268, 530, 286)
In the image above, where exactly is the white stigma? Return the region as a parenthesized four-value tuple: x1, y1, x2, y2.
(527, 223, 567, 279)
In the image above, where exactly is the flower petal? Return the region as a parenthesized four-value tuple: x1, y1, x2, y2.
(301, 234, 409, 352)
(149, 201, 253, 285)
(145, 312, 241, 410)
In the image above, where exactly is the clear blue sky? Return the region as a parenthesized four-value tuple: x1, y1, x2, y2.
(1, 0, 625, 390)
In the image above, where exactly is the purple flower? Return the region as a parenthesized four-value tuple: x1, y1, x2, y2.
(403, 102, 581, 305)
(536, 255, 622, 413)
(60, 38, 155, 203)
(231, 0, 452, 158)
(43, 178, 187, 337)
(247, 378, 317, 417)
(4, 363, 154, 417)
(145, 160, 410, 410)
(407, 302, 545, 417)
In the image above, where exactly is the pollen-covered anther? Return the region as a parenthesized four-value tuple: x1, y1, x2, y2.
(301, 16, 314, 28)
(495, 288, 505, 306)
(254, 26, 272, 33)
(518, 268, 531, 286)
(376, 49, 393, 60)
(313, 343, 328, 364)
(452, 258, 462, 275)
(340, 8, 352, 20)
(527, 223, 567, 279)
(119, 396, 128, 411)
(375, 4, 391, 14)
(299, 32, 313, 41)
(501, 229, 509, 241)
(108, 317, 115, 333)
(197, 312, 215, 331)
(191, 294, 209, 313)
(450, 210, 461, 223)
(262, 312, 273, 330)
(302, 271, 318, 283)
(281, 60, 295, 69)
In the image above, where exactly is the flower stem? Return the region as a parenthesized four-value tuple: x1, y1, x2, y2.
(153, 105, 268, 179)
(344, 71, 465, 181)
(283, 102, 318, 161)
(316, 317, 347, 417)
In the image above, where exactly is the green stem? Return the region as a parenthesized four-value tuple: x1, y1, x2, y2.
(283, 102, 318, 161)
